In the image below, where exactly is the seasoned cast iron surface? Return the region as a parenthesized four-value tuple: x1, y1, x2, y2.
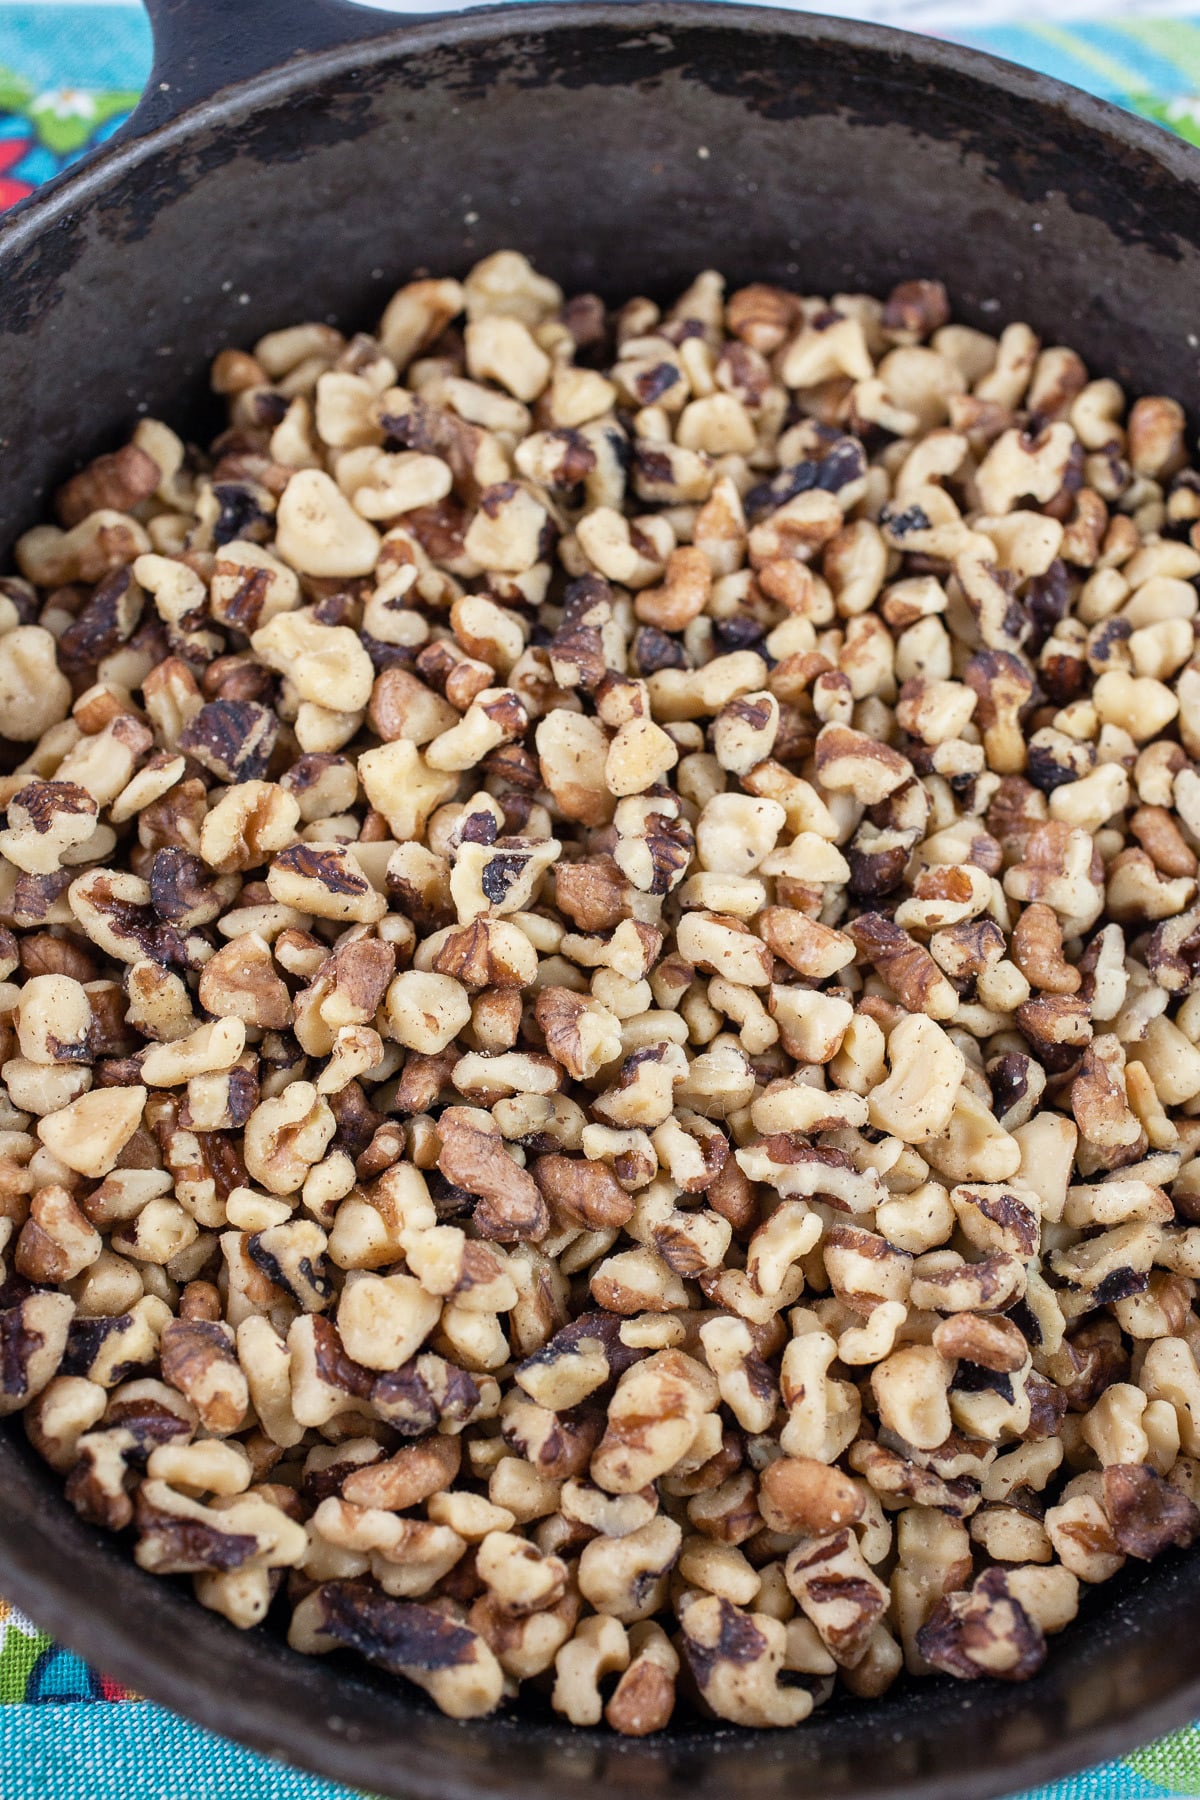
(2, 6, 1200, 547)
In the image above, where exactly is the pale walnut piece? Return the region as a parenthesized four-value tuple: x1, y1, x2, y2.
(3, 251, 1200, 1734)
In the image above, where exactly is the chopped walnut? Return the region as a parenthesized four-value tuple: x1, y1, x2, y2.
(437, 1107, 548, 1243)
(1101, 1462, 1200, 1559)
(1, 252, 1198, 1733)
(917, 1568, 1046, 1682)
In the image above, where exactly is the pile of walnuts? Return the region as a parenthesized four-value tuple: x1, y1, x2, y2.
(3, 250, 1200, 1727)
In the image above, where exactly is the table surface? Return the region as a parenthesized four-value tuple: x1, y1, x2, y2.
(3, 2, 1200, 1796)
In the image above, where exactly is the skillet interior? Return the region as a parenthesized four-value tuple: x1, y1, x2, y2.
(2, 8, 1200, 1794)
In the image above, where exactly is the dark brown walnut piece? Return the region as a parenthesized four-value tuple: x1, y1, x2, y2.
(61, 1312, 151, 1387)
(502, 1399, 604, 1479)
(917, 1569, 1047, 1682)
(848, 1440, 979, 1519)
(306, 1314, 376, 1403)
(844, 911, 953, 1017)
(532, 1152, 635, 1230)
(393, 1049, 459, 1116)
(1022, 1371, 1070, 1442)
(317, 936, 396, 1018)
(1015, 993, 1093, 1073)
(159, 1319, 248, 1434)
(1052, 1319, 1131, 1411)
(986, 1050, 1046, 1131)
(180, 699, 280, 784)
(1102, 1464, 1200, 1559)
(682, 1593, 766, 1690)
(430, 919, 529, 988)
(198, 934, 293, 1029)
(341, 1435, 461, 1510)
(882, 279, 950, 339)
(148, 847, 234, 927)
(56, 443, 161, 528)
(305, 1580, 503, 1716)
(65, 1432, 135, 1530)
(0, 1293, 73, 1416)
(57, 569, 145, 669)
(371, 1353, 487, 1435)
(554, 856, 633, 931)
(514, 1311, 635, 1397)
(133, 1484, 260, 1574)
(759, 1455, 865, 1534)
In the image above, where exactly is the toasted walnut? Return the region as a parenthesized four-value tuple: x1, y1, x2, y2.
(815, 724, 913, 805)
(785, 1529, 889, 1667)
(605, 1621, 678, 1736)
(16, 1185, 101, 1284)
(1101, 1462, 1200, 1558)
(6, 255, 1200, 1730)
(160, 1318, 248, 1435)
(0, 780, 99, 876)
(845, 912, 958, 1019)
(917, 1568, 1046, 1681)
(243, 1083, 336, 1195)
(0, 1292, 75, 1417)
(532, 1153, 635, 1232)
(535, 986, 623, 1081)
(293, 1580, 502, 1718)
(437, 1107, 548, 1243)
(759, 1456, 864, 1536)
(266, 844, 385, 923)
(592, 1350, 719, 1494)
(198, 933, 293, 1030)
(681, 1594, 812, 1727)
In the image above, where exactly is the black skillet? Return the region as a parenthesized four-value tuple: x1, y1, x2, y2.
(2, 1, 1200, 1794)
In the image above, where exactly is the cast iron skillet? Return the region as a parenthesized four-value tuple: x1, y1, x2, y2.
(2, 1, 1200, 1794)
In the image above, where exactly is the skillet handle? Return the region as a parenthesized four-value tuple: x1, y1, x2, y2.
(127, 0, 429, 135)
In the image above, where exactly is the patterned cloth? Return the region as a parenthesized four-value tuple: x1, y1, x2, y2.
(5, 1, 1200, 1795)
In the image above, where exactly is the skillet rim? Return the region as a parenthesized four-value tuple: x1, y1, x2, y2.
(6, 0, 1200, 252)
